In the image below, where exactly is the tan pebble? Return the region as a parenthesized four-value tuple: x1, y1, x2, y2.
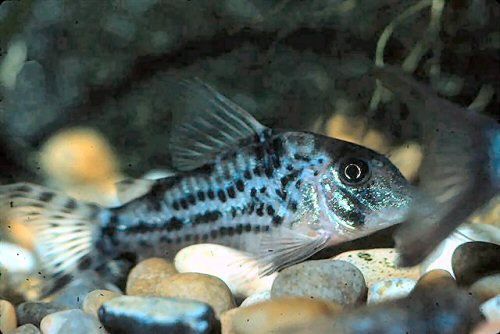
(325, 114, 366, 145)
(470, 274, 500, 303)
(82, 289, 122, 318)
(0, 300, 17, 333)
(221, 297, 342, 334)
(387, 142, 423, 181)
(155, 272, 235, 317)
(333, 248, 420, 287)
(361, 129, 390, 154)
(415, 269, 456, 290)
(471, 321, 500, 334)
(40, 127, 120, 185)
(126, 257, 177, 295)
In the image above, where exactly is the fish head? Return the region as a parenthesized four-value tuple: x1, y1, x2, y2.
(317, 140, 413, 242)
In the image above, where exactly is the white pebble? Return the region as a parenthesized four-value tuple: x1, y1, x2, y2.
(0, 242, 35, 274)
(40, 309, 106, 334)
(480, 295, 500, 322)
(367, 278, 416, 304)
(240, 290, 271, 307)
(174, 244, 276, 298)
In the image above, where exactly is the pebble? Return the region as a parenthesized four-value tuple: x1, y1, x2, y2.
(240, 290, 271, 307)
(126, 257, 177, 296)
(99, 296, 219, 334)
(480, 296, 500, 322)
(414, 269, 456, 289)
(44, 271, 121, 308)
(271, 286, 482, 334)
(271, 259, 367, 306)
(452, 241, 500, 286)
(367, 278, 416, 304)
(40, 309, 106, 334)
(5, 324, 41, 334)
(471, 321, 500, 334)
(0, 299, 17, 333)
(333, 248, 420, 287)
(16, 302, 67, 327)
(82, 289, 122, 318)
(421, 224, 500, 276)
(220, 297, 342, 334)
(469, 274, 500, 303)
(155, 272, 235, 317)
(174, 244, 276, 297)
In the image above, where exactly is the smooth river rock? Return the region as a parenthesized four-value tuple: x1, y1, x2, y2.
(0, 299, 17, 333)
(452, 241, 500, 286)
(155, 272, 236, 317)
(99, 296, 220, 334)
(367, 278, 416, 304)
(82, 289, 122, 318)
(271, 259, 367, 306)
(5, 324, 41, 334)
(40, 309, 106, 334)
(126, 257, 177, 296)
(220, 297, 342, 334)
(16, 302, 67, 327)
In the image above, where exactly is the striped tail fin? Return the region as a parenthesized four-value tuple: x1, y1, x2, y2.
(0, 183, 104, 295)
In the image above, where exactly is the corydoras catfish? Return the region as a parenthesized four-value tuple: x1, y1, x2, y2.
(0, 79, 412, 294)
(374, 65, 500, 266)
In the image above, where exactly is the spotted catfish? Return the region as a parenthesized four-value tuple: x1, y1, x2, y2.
(0, 79, 412, 293)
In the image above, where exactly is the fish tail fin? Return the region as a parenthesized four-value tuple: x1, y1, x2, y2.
(0, 182, 105, 294)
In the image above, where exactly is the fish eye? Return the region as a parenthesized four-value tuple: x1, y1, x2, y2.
(339, 158, 370, 185)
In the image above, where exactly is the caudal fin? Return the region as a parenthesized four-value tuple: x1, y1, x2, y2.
(0, 183, 103, 294)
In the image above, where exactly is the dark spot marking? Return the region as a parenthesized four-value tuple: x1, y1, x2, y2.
(217, 189, 227, 202)
(275, 189, 287, 201)
(294, 153, 311, 162)
(235, 179, 245, 192)
(259, 187, 267, 194)
(172, 201, 180, 210)
(256, 204, 264, 216)
(187, 194, 196, 205)
(235, 224, 243, 234)
(39, 192, 55, 202)
(272, 215, 283, 226)
(253, 165, 262, 177)
(250, 188, 257, 197)
(244, 224, 252, 232)
(78, 256, 92, 270)
(210, 230, 218, 239)
(289, 201, 298, 212)
(227, 186, 236, 199)
(254, 225, 261, 232)
(207, 190, 215, 200)
(244, 170, 252, 180)
(168, 217, 184, 231)
(220, 227, 227, 236)
(227, 226, 235, 236)
(295, 180, 302, 189)
(160, 235, 172, 244)
(267, 205, 275, 216)
(64, 199, 77, 211)
(197, 191, 206, 201)
(180, 198, 188, 210)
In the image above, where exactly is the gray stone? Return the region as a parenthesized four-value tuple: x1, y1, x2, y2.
(16, 302, 67, 327)
(40, 309, 106, 334)
(44, 271, 120, 309)
(99, 296, 220, 334)
(271, 259, 367, 306)
(6, 324, 41, 334)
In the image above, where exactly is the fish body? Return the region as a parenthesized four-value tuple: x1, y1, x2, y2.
(0, 79, 412, 293)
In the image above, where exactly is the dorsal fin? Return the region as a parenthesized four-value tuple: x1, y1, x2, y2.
(169, 78, 266, 171)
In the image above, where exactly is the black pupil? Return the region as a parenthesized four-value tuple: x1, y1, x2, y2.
(340, 158, 369, 184)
